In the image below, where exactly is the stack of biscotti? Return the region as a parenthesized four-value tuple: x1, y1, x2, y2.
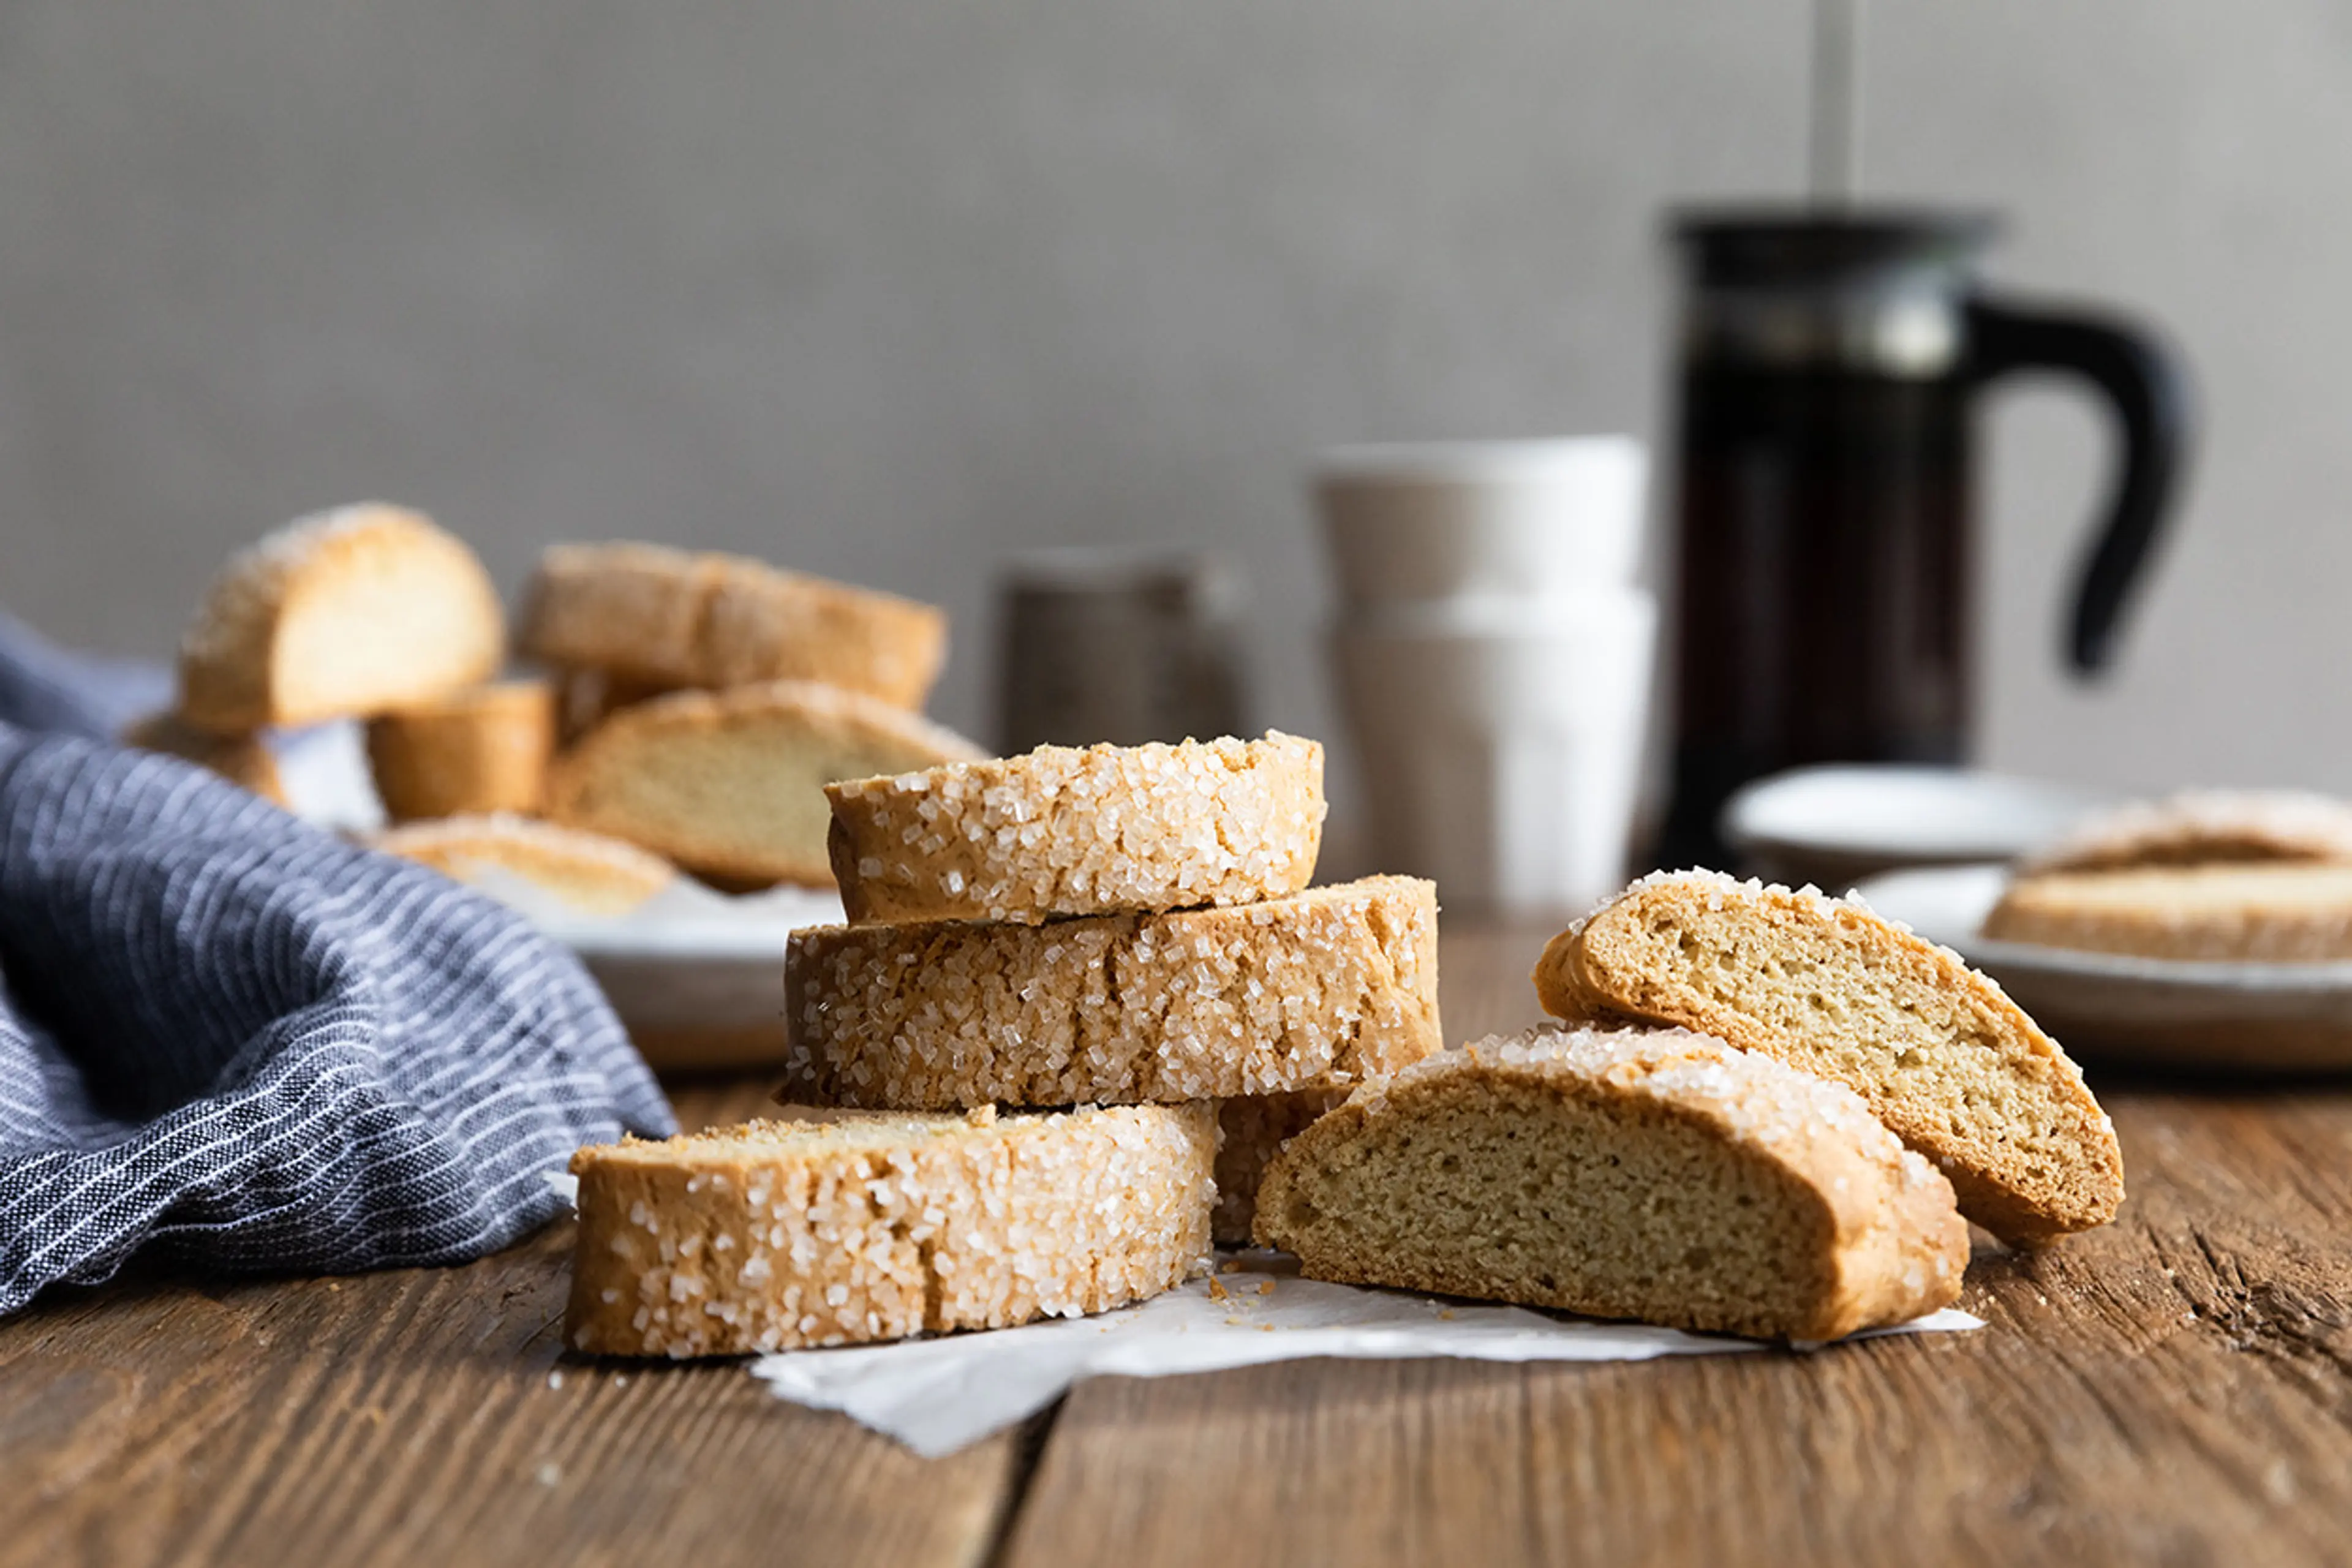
(564, 732, 1439, 1358)
(794, 731, 1441, 1247)
(518, 541, 983, 889)
(1985, 790, 2352, 962)
(1254, 867, 2127, 1341)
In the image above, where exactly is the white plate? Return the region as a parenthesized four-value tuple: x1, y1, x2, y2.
(1857, 864, 2352, 1074)
(1724, 766, 2116, 889)
(493, 872, 843, 1074)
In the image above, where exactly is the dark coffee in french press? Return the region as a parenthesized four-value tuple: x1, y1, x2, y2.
(1657, 210, 2192, 869)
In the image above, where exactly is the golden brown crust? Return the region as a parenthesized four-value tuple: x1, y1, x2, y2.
(369, 813, 676, 914)
(120, 711, 287, 805)
(1984, 863, 2352, 962)
(521, 542, 949, 710)
(1253, 1026, 1969, 1341)
(1532, 870, 2123, 1246)
(826, 732, 1326, 925)
(565, 1104, 1217, 1357)
(782, 876, 1442, 1109)
(364, 679, 557, 823)
(543, 679, 986, 888)
(178, 504, 504, 733)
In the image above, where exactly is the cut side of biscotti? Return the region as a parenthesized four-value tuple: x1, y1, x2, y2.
(827, 731, 1327, 925)
(783, 875, 1442, 1109)
(365, 679, 557, 823)
(371, 813, 676, 914)
(543, 679, 987, 888)
(1534, 870, 2123, 1246)
(565, 1103, 1217, 1357)
(1984, 863, 2352, 962)
(178, 504, 505, 733)
(521, 541, 949, 710)
(121, 711, 287, 805)
(1254, 1026, 1969, 1341)
(2025, 790, 2352, 875)
(1212, 1090, 1345, 1248)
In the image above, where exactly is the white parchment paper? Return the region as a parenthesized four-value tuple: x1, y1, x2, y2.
(748, 1253, 1983, 1457)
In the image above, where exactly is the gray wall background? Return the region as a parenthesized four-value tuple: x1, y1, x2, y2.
(3, 1, 2347, 815)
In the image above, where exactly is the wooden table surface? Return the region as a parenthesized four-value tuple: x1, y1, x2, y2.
(6, 919, 2350, 1567)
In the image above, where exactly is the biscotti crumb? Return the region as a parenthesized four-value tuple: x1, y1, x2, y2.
(178, 504, 504, 733)
(1534, 869, 2123, 1245)
(1255, 1024, 1968, 1341)
(1984, 862, 2352, 962)
(1212, 1090, 1345, 1246)
(543, 679, 987, 889)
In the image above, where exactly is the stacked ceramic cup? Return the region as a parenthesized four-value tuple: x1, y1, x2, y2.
(1317, 438, 1656, 913)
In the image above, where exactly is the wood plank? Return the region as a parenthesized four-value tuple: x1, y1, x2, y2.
(0, 1079, 1017, 1568)
(1002, 928, 2352, 1566)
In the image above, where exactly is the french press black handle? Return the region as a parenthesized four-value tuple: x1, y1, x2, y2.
(1964, 298, 2195, 674)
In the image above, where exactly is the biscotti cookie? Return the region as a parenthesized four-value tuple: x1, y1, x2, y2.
(1984, 863, 2352, 962)
(178, 504, 504, 733)
(121, 711, 287, 805)
(826, 732, 1327, 925)
(371, 813, 676, 914)
(544, 679, 987, 888)
(1254, 1026, 1968, 1341)
(1533, 870, 2122, 1246)
(1212, 1090, 1344, 1248)
(521, 541, 949, 710)
(566, 1103, 1217, 1357)
(365, 679, 557, 823)
(2025, 790, 2352, 875)
(554, 666, 679, 747)
(783, 875, 1442, 1109)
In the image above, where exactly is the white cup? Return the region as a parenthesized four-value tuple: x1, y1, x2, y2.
(1329, 590, 1656, 913)
(1314, 437, 1647, 612)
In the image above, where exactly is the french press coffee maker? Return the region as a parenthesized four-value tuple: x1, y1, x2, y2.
(1657, 208, 2193, 869)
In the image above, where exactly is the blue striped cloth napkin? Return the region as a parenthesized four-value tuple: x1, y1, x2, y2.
(0, 614, 675, 1314)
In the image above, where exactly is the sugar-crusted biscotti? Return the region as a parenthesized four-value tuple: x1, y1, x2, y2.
(2026, 790, 2352, 875)
(178, 504, 505, 733)
(1212, 1090, 1344, 1248)
(783, 875, 1442, 1109)
(1984, 863, 2352, 962)
(1533, 870, 2122, 1246)
(1254, 1026, 1969, 1341)
(544, 679, 987, 888)
(121, 711, 287, 805)
(365, 679, 557, 823)
(566, 1104, 1217, 1357)
(371, 813, 676, 914)
(826, 732, 1327, 925)
(521, 541, 950, 711)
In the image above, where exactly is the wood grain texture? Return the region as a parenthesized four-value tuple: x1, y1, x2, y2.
(1000, 929, 2352, 1566)
(0, 1082, 1019, 1568)
(9, 924, 2352, 1567)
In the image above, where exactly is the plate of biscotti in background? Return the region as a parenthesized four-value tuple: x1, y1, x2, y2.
(1859, 790, 2352, 1073)
(129, 502, 1008, 1069)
